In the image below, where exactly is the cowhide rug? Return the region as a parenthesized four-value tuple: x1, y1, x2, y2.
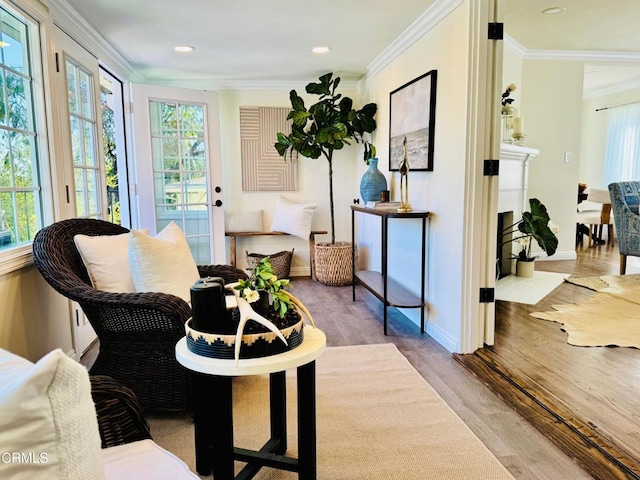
(530, 274, 640, 348)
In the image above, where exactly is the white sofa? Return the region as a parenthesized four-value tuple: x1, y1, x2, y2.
(0, 347, 198, 480)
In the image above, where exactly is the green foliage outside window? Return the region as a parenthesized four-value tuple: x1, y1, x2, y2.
(0, 10, 41, 250)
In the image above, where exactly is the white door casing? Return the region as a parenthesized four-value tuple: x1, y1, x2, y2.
(53, 27, 103, 354)
(130, 84, 225, 264)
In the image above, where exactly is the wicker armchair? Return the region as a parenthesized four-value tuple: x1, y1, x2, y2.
(609, 181, 640, 274)
(90, 375, 152, 448)
(32, 218, 248, 412)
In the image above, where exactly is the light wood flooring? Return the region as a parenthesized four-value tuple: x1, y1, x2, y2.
(83, 269, 600, 479)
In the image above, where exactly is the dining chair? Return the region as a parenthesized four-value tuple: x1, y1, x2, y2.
(576, 188, 614, 247)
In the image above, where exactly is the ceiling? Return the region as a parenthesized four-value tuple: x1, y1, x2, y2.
(503, 0, 640, 96)
(59, 0, 438, 86)
(59, 0, 640, 95)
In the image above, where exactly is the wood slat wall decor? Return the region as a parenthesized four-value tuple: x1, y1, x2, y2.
(240, 106, 297, 191)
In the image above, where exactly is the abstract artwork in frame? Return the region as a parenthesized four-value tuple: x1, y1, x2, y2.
(240, 106, 297, 191)
(389, 70, 437, 171)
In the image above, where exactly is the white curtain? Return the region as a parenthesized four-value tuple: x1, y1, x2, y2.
(603, 102, 640, 187)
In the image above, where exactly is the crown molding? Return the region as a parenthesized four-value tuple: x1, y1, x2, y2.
(504, 34, 526, 57)
(524, 49, 640, 63)
(49, 0, 144, 82)
(584, 77, 640, 100)
(366, 0, 463, 77)
(149, 78, 360, 92)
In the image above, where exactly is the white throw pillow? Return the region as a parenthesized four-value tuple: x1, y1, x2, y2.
(270, 197, 317, 240)
(128, 222, 200, 303)
(224, 210, 263, 233)
(0, 348, 105, 480)
(74, 230, 148, 293)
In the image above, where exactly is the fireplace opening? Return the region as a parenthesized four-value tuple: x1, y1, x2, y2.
(497, 211, 513, 279)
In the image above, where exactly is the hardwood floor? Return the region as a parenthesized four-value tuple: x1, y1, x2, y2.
(84, 275, 594, 479)
(459, 241, 640, 479)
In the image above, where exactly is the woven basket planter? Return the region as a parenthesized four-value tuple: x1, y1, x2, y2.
(246, 249, 294, 279)
(314, 241, 357, 286)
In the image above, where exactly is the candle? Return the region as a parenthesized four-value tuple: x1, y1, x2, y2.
(190, 277, 230, 333)
(513, 117, 524, 137)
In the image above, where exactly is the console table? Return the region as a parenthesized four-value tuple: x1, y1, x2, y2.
(175, 328, 326, 480)
(351, 205, 429, 335)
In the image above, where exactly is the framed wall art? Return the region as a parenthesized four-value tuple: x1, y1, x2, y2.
(240, 106, 297, 191)
(388, 70, 437, 171)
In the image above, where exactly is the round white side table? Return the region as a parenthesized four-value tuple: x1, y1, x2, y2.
(175, 327, 326, 479)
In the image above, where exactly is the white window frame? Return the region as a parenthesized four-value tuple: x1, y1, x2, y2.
(0, 0, 53, 275)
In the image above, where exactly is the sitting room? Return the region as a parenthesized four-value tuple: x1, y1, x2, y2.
(1, 0, 639, 479)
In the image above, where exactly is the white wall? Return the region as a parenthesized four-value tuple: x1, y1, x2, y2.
(581, 86, 640, 189)
(218, 89, 360, 275)
(520, 60, 583, 260)
(502, 42, 523, 114)
(358, 2, 471, 351)
(0, 266, 73, 361)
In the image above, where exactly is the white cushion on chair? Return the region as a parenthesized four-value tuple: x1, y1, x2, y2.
(0, 348, 104, 480)
(74, 231, 148, 293)
(577, 210, 604, 225)
(102, 439, 198, 480)
(129, 222, 200, 303)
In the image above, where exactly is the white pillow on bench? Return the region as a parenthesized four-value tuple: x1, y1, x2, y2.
(270, 196, 317, 240)
(225, 210, 263, 232)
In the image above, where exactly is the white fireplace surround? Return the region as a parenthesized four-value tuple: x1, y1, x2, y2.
(498, 143, 540, 220)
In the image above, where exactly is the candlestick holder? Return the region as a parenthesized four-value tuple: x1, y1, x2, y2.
(501, 114, 514, 144)
(512, 132, 525, 146)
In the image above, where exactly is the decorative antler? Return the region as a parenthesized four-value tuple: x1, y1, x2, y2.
(228, 284, 288, 366)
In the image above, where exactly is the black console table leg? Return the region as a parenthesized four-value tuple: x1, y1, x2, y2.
(193, 374, 234, 479)
(297, 361, 317, 480)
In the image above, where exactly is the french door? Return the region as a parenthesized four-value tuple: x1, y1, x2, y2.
(131, 84, 225, 264)
(54, 27, 104, 355)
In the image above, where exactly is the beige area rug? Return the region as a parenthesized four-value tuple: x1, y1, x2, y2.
(532, 274, 640, 347)
(148, 344, 514, 479)
(496, 271, 571, 305)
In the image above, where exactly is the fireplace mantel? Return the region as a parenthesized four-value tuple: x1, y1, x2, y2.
(498, 143, 540, 217)
(497, 143, 540, 277)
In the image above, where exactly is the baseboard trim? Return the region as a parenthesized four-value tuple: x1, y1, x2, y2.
(454, 349, 640, 480)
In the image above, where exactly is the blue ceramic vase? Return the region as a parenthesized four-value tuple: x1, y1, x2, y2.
(360, 158, 388, 203)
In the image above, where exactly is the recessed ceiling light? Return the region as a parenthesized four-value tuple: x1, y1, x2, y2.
(542, 7, 566, 15)
(174, 45, 195, 53)
(312, 46, 331, 55)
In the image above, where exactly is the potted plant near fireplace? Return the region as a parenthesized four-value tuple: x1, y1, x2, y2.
(501, 198, 559, 277)
(275, 73, 377, 285)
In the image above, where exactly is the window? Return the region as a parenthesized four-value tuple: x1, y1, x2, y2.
(0, 5, 43, 254)
(66, 57, 101, 219)
(603, 102, 640, 187)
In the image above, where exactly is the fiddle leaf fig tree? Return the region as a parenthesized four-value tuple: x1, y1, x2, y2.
(275, 73, 377, 244)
